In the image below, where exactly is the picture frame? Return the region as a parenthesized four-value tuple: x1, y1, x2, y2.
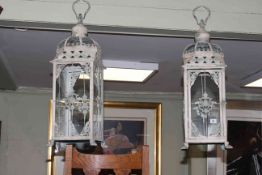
(47, 101, 162, 175)
(104, 102, 162, 175)
(214, 100, 262, 175)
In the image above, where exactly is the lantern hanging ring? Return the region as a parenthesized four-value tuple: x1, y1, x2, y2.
(72, 0, 91, 23)
(193, 6, 211, 28)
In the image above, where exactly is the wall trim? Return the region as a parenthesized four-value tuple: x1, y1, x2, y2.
(0, 86, 261, 101)
(1, 20, 262, 41)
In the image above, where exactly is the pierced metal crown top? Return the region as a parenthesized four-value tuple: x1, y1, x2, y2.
(183, 6, 225, 67)
(53, 0, 101, 61)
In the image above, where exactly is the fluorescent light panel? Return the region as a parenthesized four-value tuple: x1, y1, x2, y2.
(79, 60, 158, 82)
(79, 74, 90, 79)
(104, 68, 154, 82)
(244, 78, 262, 87)
(242, 70, 262, 88)
(103, 60, 158, 82)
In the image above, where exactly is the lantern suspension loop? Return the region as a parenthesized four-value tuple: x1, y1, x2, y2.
(193, 6, 211, 29)
(72, 0, 91, 23)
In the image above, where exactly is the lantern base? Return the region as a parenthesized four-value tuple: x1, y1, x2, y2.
(181, 143, 189, 150)
(222, 141, 233, 150)
(52, 140, 103, 154)
(181, 141, 233, 150)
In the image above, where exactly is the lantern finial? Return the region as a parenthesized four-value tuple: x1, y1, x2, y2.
(71, 0, 91, 37)
(72, 0, 91, 23)
(193, 6, 210, 29)
(193, 6, 211, 42)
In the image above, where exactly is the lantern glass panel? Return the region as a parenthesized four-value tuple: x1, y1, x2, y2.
(93, 67, 99, 116)
(55, 64, 91, 139)
(92, 65, 103, 138)
(190, 71, 221, 138)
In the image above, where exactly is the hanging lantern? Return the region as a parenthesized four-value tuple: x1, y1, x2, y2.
(182, 6, 230, 149)
(50, 0, 103, 148)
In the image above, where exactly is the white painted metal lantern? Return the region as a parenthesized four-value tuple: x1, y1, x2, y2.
(50, 0, 103, 146)
(182, 6, 230, 149)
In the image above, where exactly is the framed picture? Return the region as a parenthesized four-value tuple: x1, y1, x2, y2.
(103, 119, 145, 154)
(214, 100, 262, 175)
(48, 101, 162, 175)
(104, 101, 162, 175)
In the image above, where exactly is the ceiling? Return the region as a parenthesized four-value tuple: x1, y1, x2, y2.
(0, 27, 261, 94)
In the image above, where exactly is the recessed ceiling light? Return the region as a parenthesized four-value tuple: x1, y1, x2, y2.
(242, 70, 262, 88)
(79, 60, 158, 82)
(79, 74, 90, 79)
(103, 60, 158, 82)
(104, 68, 155, 82)
(244, 78, 262, 88)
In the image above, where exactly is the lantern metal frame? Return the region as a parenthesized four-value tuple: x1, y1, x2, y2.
(182, 6, 231, 149)
(50, 0, 103, 147)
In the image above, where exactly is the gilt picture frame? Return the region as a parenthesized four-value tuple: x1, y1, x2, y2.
(47, 101, 162, 175)
(103, 102, 162, 175)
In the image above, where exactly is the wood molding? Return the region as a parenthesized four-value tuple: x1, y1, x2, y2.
(227, 100, 262, 110)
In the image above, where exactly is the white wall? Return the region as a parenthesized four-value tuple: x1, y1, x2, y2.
(0, 90, 50, 175)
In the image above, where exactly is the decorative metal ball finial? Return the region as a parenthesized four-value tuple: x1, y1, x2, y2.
(72, 0, 91, 23)
(193, 6, 211, 42)
(71, 0, 91, 37)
